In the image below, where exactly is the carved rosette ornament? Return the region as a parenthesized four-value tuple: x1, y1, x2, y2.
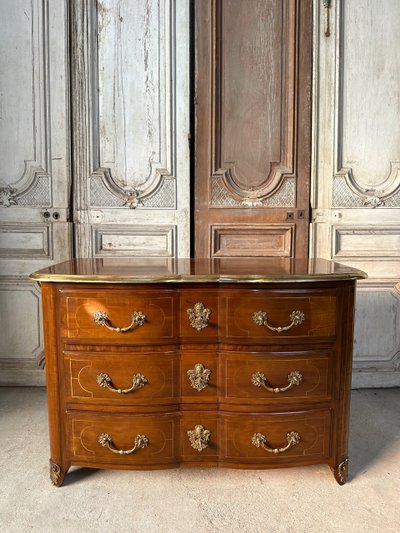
(363, 196, 385, 208)
(241, 198, 263, 207)
(123, 189, 143, 209)
(0, 186, 18, 207)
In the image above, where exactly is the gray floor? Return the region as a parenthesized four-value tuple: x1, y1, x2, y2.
(0, 388, 399, 533)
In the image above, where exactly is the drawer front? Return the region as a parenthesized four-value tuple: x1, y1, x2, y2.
(221, 290, 337, 341)
(68, 412, 179, 467)
(220, 410, 332, 465)
(59, 288, 178, 344)
(180, 290, 219, 340)
(64, 352, 179, 407)
(221, 351, 332, 404)
(181, 413, 218, 462)
(181, 352, 219, 402)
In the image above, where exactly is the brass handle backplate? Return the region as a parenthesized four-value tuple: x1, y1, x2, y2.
(252, 310, 305, 333)
(187, 425, 211, 452)
(251, 431, 301, 454)
(187, 302, 211, 331)
(98, 433, 149, 455)
(251, 371, 303, 393)
(96, 372, 148, 394)
(93, 310, 146, 333)
(187, 363, 211, 391)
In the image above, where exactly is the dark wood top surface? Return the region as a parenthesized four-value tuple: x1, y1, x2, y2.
(30, 258, 367, 283)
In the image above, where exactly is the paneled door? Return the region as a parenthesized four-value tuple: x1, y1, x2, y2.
(312, 0, 400, 386)
(0, 0, 71, 384)
(71, 0, 190, 260)
(195, 0, 312, 258)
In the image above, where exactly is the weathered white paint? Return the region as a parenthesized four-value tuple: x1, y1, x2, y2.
(311, 0, 400, 387)
(0, 225, 51, 257)
(332, 227, 400, 259)
(72, 0, 190, 259)
(341, 0, 400, 189)
(0, 0, 71, 385)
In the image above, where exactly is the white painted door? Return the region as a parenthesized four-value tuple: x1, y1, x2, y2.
(71, 0, 190, 260)
(312, 0, 400, 386)
(0, 0, 72, 384)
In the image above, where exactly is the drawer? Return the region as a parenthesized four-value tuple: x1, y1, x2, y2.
(221, 289, 337, 341)
(67, 412, 179, 467)
(180, 290, 219, 340)
(59, 287, 178, 344)
(220, 351, 332, 405)
(220, 410, 332, 465)
(181, 412, 219, 462)
(181, 352, 219, 402)
(64, 352, 179, 407)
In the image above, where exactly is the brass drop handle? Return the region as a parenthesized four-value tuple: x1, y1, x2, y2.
(98, 433, 149, 455)
(251, 371, 302, 393)
(187, 425, 211, 452)
(252, 310, 305, 333)
(187, 363, 211, 391)
(93, 310, 146, 333)
(96, 372, 147, 394)
(251, 431, 301, 454)
(187, 302, 211, 331)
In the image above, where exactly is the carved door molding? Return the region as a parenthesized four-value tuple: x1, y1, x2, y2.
(195, 0, 312, 258)
(330, 0, 400, 209)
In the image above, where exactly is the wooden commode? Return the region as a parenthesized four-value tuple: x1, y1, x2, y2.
(30, 258, 366, 486)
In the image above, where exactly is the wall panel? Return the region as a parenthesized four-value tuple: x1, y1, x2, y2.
(311, 0, 400, 386)
(0, 0, 71, 385)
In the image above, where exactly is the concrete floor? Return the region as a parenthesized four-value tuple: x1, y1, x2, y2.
(0, 388, 399, 533)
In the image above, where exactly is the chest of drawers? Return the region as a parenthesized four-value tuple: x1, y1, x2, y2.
(31, 258, 366, 486)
